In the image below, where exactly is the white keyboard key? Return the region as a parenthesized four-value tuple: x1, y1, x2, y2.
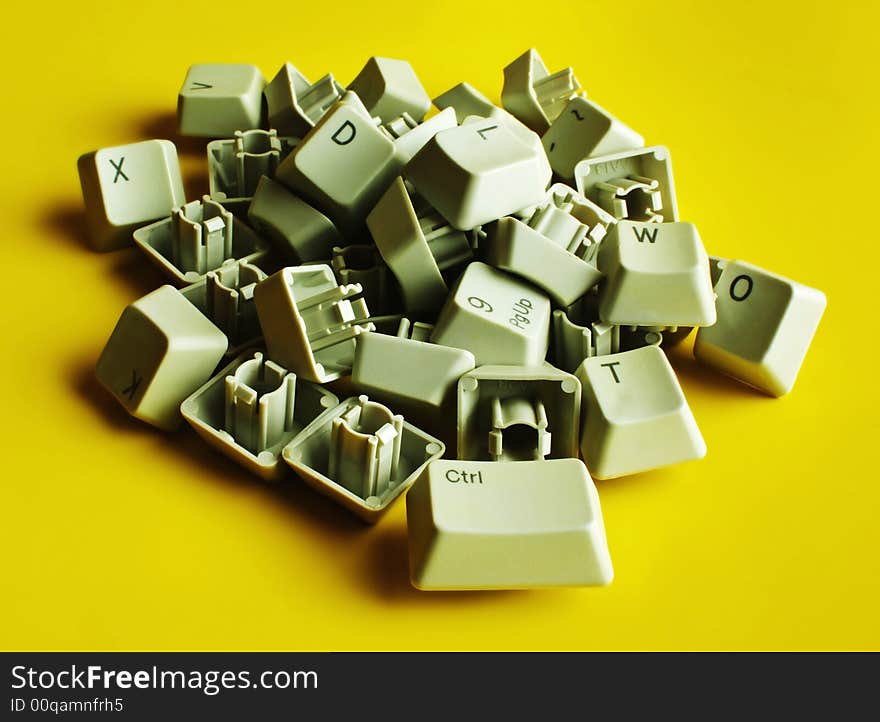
(95, 285, 228, 431)
(431, 262, 551, 366)
(501, 48, 580, 133)
(405, 120, 551, 230)
(264, 62, 345, 137)
(348, 56, 431, 123)
(77, 139, 185, 251)
(253, 265, 374, 383)
(177, 63, 265, 137)
(597, 220, 716, 327)
(352, 318, 476, 411)
(542, 96, 644, 180)
(407, 458, 613, 589)
(274, 92, 399, 234)
(694, 260, 826, 396)
(576, 345, 706, 479)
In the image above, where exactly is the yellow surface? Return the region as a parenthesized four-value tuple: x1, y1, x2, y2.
(1, 0, 877, 651)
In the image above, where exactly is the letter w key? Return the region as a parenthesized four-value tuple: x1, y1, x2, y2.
(632, 226, 658, 243)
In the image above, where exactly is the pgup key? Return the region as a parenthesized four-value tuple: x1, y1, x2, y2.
(405, 118, 551, 230)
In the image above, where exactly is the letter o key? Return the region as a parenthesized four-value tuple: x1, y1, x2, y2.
(729, 274, 753, 301)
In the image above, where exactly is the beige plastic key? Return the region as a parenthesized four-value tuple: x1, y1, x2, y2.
(381, 107, 458, 165)
(501, 48, 580, 133)
(178, 63, 265, 137)
(274, 92, 399, 234)
(331, 244, 398, 315)
(457, 365, 581, 461)
(253, 265, 375, 383)
(552, 296, 621, 373)
(367, 177, 473, 316)
(693, 260, 826, 396)
(178, 258, 266, 356)
(597, 221, 716, 327)
(95, 285, 228, 431)
(264, 62, 345, 137)
(542, 96, 644, 180)
(405, 120, 551, 230)
(431, 262, 551, 366)
(352, 318, 476, 411)
(247, 176, 342, 263)
(132, 196, 268, 286)
(407, 458, 613, 590)
(282, 395, 445, 522)
(348, 56, 431, 124)
(576, 345, 706, 479)
(180, 351, 339, 480)
(485, 207, 603, 307)
(77, 139, 185, 252)
(207, 129, 295, 202)
(574, 146, 678, 222)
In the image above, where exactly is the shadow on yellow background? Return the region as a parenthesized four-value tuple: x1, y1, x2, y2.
(1, 0, 877, 650)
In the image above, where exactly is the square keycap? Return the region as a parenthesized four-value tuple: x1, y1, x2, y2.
(576, 345, 706, 479)
(694, 260, 826, 396)
(95, 285, 228, 430)
(597, 220, 716, 327)
(77, 139, 185, 251)
(177, 63, 265, 137)
(275, 95, 398, 234)
(430, 262, 551, 366)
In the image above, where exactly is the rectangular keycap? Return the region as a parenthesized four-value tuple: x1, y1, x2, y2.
(407, 458, 613, 589)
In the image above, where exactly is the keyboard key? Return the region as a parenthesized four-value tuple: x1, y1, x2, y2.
(542, 96, 644, 180)
(407, 458, 613, 589)
(597, 220, 716, 327)
(77, 139, 185, 251)
(177, 63, 265, 137)
(181, 351, 339, 480)
(348, 56, 431, 124)
(264, 62, 345, 137)
(574, 146, 679, 222)
(382, 107, 458, 166)
(253, 265, 374, 383)
(247, 176, 342, 263)
(457, 364, 581, 461)
(367, 177, 473, 316)
(405, 119, 551, 230)
(430, 262, 551, 366)
(501, 48, 580, 133)
(352, 318, 476, 411)
(132, 195, 268, 286)
(576, 345, 706, 479)
(207, 129, 295, 202)
(95, 285, 228, 431)
(274, 92, 399, 234)
(282, 395, 445, 522)
(693, 260, 826, 396)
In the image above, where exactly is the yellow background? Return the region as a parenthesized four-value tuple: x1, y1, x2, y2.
(1, 0, 877, 650)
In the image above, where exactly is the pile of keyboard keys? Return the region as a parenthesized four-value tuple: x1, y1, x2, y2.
(79, 51, 826, 590)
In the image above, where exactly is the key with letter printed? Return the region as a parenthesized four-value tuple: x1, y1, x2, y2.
(576, 345, 706, 479)
(274, 92, 399, 234)
(177, 63, 265, 137)
(405, 118, 551, 230)
(597, 220, 716, 327)
(430, 262, 551, 366)
(694, 260, 826, 396)
(95, 285, 228, 431)
(406, 458, 613, 589)
(77, 139, 185, 252)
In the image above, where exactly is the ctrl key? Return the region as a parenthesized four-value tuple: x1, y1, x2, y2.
(406, 458, 613, 590)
